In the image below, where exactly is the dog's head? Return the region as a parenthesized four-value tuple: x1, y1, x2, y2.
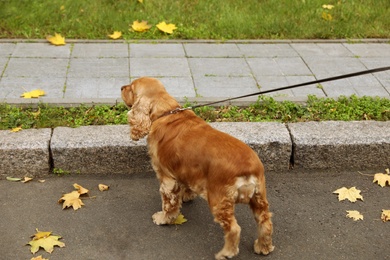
(121, 77, 179, 141)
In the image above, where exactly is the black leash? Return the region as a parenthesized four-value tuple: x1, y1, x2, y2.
(181, 66, 390, 110)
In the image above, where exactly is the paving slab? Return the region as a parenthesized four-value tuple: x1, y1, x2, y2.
(184, 43, 242, 57)
(343, 43, 390, 57)
(188, 57, 252, 76)
(0, 128, 52, 178)
(50, 125, 151, 175)
(237, 43, 299, 57)
(71, 43, 129, 58)
(247, 57, 312, 77)
(291, 43, 354, 57)
(0, 43, 16, 57)
(3, 57, 69, 78)
(130, 57, 191, 77)
(288, 121, 390, 170)
(155, 76, 197, 97)
(130, 43, 185, 58)
(67, 58, 129, 78)
(11, 43, 71, 58)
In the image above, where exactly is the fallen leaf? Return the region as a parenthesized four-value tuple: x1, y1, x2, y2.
(373, 172, 390, 187)
(58, 190, 85, 210)
(73, 183, 89, 195)
(333, 187, 363, 202)
(381, 209, 390, 222)
(28, 230, 65, 254)
(10, 127, 22, 132)
(321, 12, 333, 21)
(346, 210, 363, 221)
(6, 177, 22, 182)
(172, 213, 187, 225)
(108, 31, 122, 39)
(46, 33, 66, 46)
(322, 4, 335, 9)
(31, 255, 48, 260)
(98, 184, 109, 191)
(156, 21, 177, 34)
(138, 0, 143, 3)
(22, 177, 33, 183)
(131, 20, 152, 32)
(21, 89, 46, 99)
(31, 108, 41, 118)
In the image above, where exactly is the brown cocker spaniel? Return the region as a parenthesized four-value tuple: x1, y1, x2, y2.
(121, 77, 274, 259)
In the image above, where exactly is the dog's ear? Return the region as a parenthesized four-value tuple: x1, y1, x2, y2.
(128, 96, 152, 141)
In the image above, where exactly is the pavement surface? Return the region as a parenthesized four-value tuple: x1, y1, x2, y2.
(1, 170, 390, 260)
(1, 40, 390, 259)
(0, 39, 389, 105)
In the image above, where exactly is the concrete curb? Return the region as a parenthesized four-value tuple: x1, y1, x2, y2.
(1, 121, 389, 178)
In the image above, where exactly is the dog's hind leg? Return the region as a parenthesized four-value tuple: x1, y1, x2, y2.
(209, 193, 241, 260)
(152, 177, 182, 225)
(249, 180, 274, 255)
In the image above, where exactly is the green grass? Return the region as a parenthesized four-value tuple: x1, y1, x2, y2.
(0, 0, 389, 39)
(1, 95, 389, 130)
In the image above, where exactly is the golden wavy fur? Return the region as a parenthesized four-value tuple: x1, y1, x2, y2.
(121, 77, 274, 259)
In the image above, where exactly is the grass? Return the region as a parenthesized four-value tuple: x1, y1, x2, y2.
(1, 95, 389, 130)
(0, 0, 389, 40)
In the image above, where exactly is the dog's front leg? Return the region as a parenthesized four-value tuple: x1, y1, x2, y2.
(152, 177, 182, 225)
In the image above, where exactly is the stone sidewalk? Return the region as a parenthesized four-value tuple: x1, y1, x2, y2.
(0, 40, 389, 106)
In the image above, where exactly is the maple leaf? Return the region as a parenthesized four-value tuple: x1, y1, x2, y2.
(21, 89, 46, 99)
(346, 210, 363, 221)
(172, 213, 187, 225)
(333, 187, 363, 202)
(73, 183, 89, 195)
(46, 33, 66, 46)
(156, 21, 177, 34)
(131, 20, 152, 32)
(98, 184, 109, 191)
(28, 230, 65, 254)
(58, 190, 85, 210)
(138, 0, 144, 3)
(322, 4, 335, 9)
(373, 172, 390, 187)
(108, 31, 122, 39)
(381, 209, 390, 222)
(10, 127, 22, 132)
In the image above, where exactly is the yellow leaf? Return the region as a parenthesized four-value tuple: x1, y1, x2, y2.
(22, 176, 33, 183)
(381, 209, 390, 222)
(156, 21, 177, 34)
(60, 5, 65, 11)
(6, 176, 22, 182)
(98, 184, 109, 191)
(108, 31, 122, 39)
(172, 213, 187, 225)
(321, 12, 333, 21)
(32, 229, 52, 240)
(333, 187, 363, 202)
(322, 4, 335, 9)
(58, 190, 85, 210)
(21, 89, 46, 99)
(131, 20, 152, 32)
(10, 127, 22, 132)
(38, 179, 46, 183)
(31, 107, 41, 118)
(373, 172, 390, 187)
(46, 33, 66, 46)
(28, 230, 65, 254)
(31, 255, 48, 260)
(346, 210, 363, 221)
(138, 0, 144, 3)
(73, 183, 89, 195)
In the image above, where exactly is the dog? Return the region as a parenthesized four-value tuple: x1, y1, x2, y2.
(121, 77, 274, 259)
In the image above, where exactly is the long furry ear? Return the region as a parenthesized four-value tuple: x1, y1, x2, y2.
(128, 96, 152, 141)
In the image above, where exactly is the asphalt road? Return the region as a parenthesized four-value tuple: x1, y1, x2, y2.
(1, 169, 389, 260)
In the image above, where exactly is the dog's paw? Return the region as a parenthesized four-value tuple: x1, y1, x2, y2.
(214, 248, 239, 260)
(254, 239, 274, 255)
(152, 211, 170, 225)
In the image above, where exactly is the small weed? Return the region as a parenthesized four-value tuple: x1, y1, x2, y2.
(53, 168, 71, 176)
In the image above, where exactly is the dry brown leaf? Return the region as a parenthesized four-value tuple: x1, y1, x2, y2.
(381, 209, 390, 222)
(38, 180, 46, 183)
(333, 187, 363, 202)
(346, 210, 363, 221)
(98, 184, 109, 191)
(31, 256, 48, 260)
